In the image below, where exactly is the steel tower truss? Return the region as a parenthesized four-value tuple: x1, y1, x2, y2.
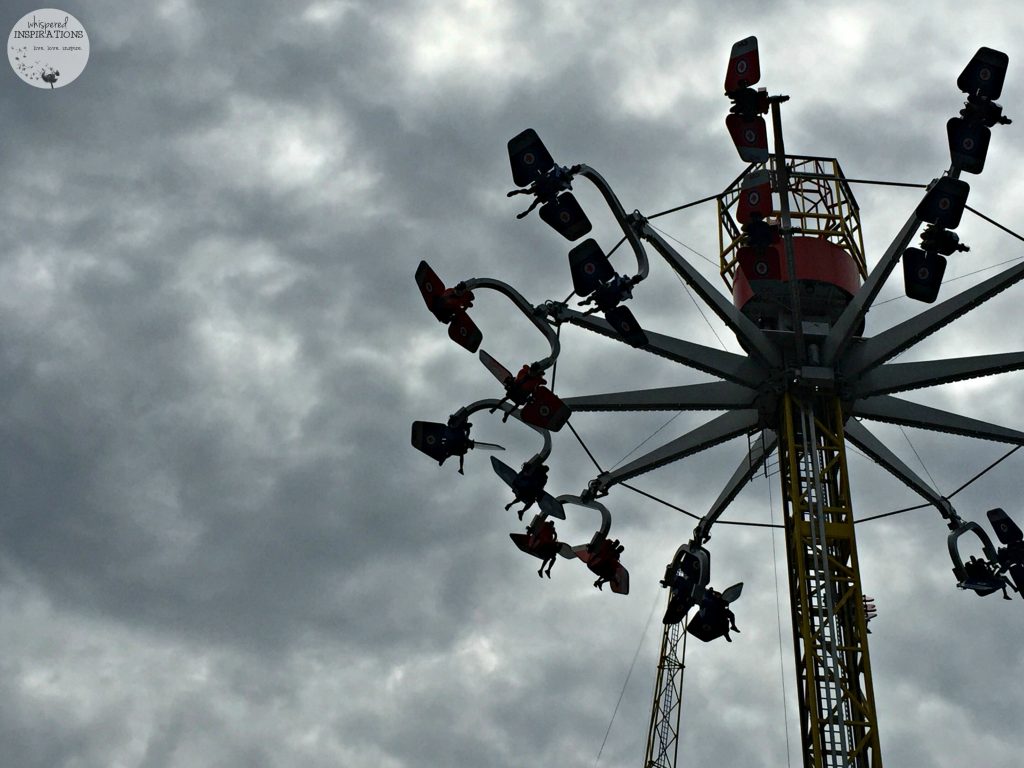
(779, 393, 878, 766)
(643, 621, 686, 768)
(411, 39, 1024, 768)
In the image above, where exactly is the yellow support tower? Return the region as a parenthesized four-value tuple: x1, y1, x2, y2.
(714, 108, 884, 763)
(778, 393, 881, 767)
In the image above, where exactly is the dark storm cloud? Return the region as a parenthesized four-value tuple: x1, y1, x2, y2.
(1, 1, 1023, 766)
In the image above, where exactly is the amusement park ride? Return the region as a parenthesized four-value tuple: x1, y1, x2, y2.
(412, 38, 1024, 768)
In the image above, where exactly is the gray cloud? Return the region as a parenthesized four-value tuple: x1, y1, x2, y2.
(2, 1, 1023, 766)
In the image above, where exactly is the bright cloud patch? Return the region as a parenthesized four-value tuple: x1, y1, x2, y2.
(178, 95, 378, 203)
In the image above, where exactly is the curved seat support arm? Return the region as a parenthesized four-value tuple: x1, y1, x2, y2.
(577, 164, 650, 283)
(450, 399, 552, 463)
(555, 494, 612, 539)
(666, 541, 707, 572)
(462, 277, 560, 370)
(948, 520, 1001, 581)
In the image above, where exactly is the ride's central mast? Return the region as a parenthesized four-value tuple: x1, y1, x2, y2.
(769, 86, 876, 768)
(714, 37, 882, 767)
(778, 394, 879, 766)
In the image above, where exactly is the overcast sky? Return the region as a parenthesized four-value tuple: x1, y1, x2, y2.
(2, 2, 1023, 767)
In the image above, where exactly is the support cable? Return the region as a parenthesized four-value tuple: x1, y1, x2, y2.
(649, 224, 722, 270)
(678, 279, 729, 352)
(945, 445, 1021, 498)
(767, 477, 794, 768)
(644, 225, 731, 351)
(874, 253, 1024, 307)
(717, 517, 785, 531)
(568, 421, 605, 473)
(943, 253, 1024, 282)
(856, 192, 1024, 308)
(594, 588, 662, 767)
(646, 179, 1024, 249)
(620, 482, 784, 529)
(855, 502, 931, 523)
(620, 482, 701, 522)
(898, 425, 940, 491)
(602, 225, 728, 474)
(574, 410, 1013, 531)
(856, 445, 1021, 523)
(648, 192, 721, 220)
(845, 441, 876, 465)
(610, 413, 686, 471)
(844, 178, 927, 189)
(554, 319, 610, 475)
(550, 323, 562, 391)
(965, 204, 1024, 245)
(642, 176, 921, 238)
